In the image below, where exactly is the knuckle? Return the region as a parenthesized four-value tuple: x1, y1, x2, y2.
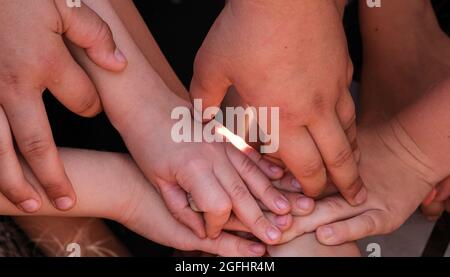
(253, 214, 266, 227)
(311, 92, 330, 114)
(20, 136, 53, 158)
(322, 197, 345, 214)
(299, 159, 325, 178)
(41, 181, 68, 197)
(0, 183, 29, 202)
(239, 156, 258, 176)
(328, 147, 354, 169)
(261, 184, 276, 200)
(230, 180, 250, 202)
(90, 21, 113, 46)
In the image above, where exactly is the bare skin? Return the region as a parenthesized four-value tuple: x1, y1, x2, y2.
(190, 0, 365, 205)
(358, 0, 450, 219)
(0, 0, 127, 212)
(359, 0, 450, 125)
(69, 0, 306, 245)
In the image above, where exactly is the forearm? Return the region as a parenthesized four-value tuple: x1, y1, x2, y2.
(396, 78, 450, 183)
(69, 0, 187, 132)
(109, 0, 188, 100)
(0, 149, 137, 221)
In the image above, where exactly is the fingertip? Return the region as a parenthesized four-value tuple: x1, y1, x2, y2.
(316, 225, 338, 245)
(291, 179, 302, 192)
(114, 48, 127, 65)
(265, 225, 282, 244)
(267, 163, 284, 179)
(206, 229, 222, 240)
(302, 186, 325, 199)
(295, 196, 315, 215)
(86, 47, 127, 73)
(77, 95, 103, 118)
(53, 196, 76, 211)
(352, 185, 367, 206)
(274, 195, 291, 214)
(18, 198, 42, 213)
(274, 214, 293, 231)
(248, 243, 266, 257)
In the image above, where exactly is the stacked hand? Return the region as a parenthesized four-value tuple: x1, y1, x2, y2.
(191, 0, 365, 206)
(0, 0, 126, 212)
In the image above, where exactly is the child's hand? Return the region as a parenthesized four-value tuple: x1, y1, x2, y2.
(118, 172, 268, 257)
(263, 120, 440, 245)
(190, 0, 364, 206)
(0, 0, 126, 212)
(117, 94, 292, 245)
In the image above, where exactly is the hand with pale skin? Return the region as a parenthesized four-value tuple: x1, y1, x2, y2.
(190, 0, 365, 206)
(0, 149, 270, 257)
(275, 78, 450, 245)
(229, 122, 437, 245)
(0, 0, 127, 213)
(66, 0, 304, 245)
(226, 77, 450, 246)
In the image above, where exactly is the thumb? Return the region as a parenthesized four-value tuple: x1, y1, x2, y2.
(190, 50, 230, 122)
(55, 0, 127, 72)
(422, 188, 437, 206)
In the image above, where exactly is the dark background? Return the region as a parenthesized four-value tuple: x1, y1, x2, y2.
(41, 0, 450, 256)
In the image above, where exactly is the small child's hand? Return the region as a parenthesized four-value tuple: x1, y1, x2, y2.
(118, 96, 293, 245)
(118, 175, 267, 257)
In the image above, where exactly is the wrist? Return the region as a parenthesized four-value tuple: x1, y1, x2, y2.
(100, 153, 148, 223)
(111, 82, 191, 135)
(394, 78, 450, 181)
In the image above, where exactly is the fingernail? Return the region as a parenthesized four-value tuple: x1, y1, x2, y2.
(296, 197, 313, 211)
(291, 179, 302, 191)
(54, 197, 74, 211)
(270, 164, 282, 173)
(319, 226, 334, 240)
(249, 243, 266, 255)
(275, 196, 290, 210)
(18, 199, 40, 213)
(114, 48, 127, 63)
(354, 187, 367, 205)
(275, 215, 289, 226)
(266, 226, 281, 241)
